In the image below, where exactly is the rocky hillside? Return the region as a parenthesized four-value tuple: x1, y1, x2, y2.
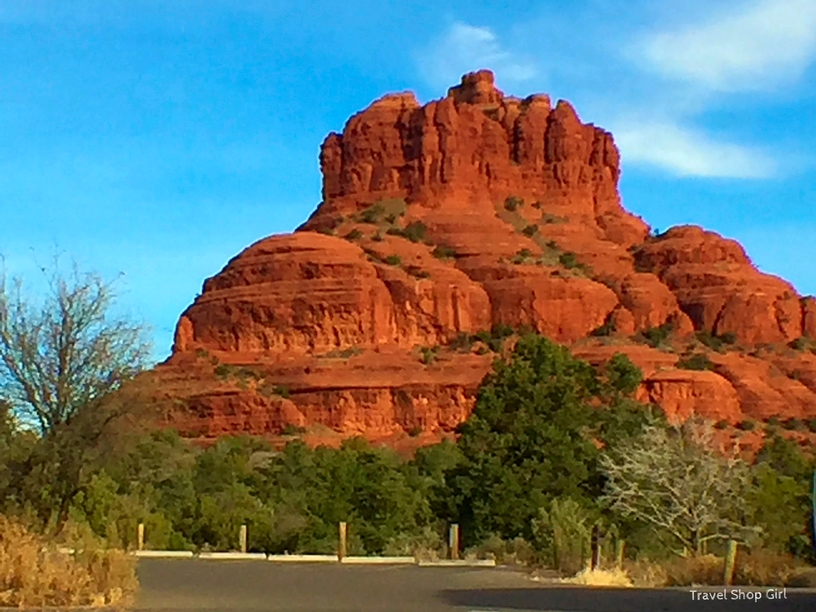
(153, 70, 816, 445)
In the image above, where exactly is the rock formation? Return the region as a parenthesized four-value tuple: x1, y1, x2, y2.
(153, 70, 816, 443)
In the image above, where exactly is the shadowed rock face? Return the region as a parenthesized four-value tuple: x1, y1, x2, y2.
(154, 70, 816, 442)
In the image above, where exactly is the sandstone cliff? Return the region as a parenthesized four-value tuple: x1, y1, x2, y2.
(154, 70, 816, 444)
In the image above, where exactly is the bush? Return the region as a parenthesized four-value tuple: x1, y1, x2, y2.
(419, 346, 439, 365)
(389, 221, 427, 243)
(734, 549, 805, 586)
(677, 353, 715, 371)
(359, 204, 385, 224)
(449, 332, 474, 352)
(504, 196, 524, 211)
(637, 322, 674, 348)
(664, 554, 724, 586)
(372, 231, 383, 242)
(696, 330, 736, 352)
(512, 248, 532, 264)
(344, 229, 363, 240)
(737, 420, 756, 431)
(259, 384, 290, 398)
(532, 498, 594, 576)
(782, 418, 805, 431)
(384, 255, 402, 266)
(281, 424, 307, 436)
(807, 418, 816, 433)
(0, 517, 137, 608)
(559, 252, 580, 269)
(431, 245, 457, 259)
(522, 224, 538, 237)
(591, 318, 616, 337)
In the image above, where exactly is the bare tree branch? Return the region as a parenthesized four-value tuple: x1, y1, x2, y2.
(601, 420, 753, 555)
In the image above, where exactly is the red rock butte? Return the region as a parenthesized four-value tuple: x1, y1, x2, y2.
(152, 70, 816, 446)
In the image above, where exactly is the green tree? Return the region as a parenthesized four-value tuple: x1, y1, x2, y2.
(443, 334, 648, 546)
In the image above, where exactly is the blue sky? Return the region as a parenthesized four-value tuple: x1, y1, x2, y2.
(1, 0, 815, 361)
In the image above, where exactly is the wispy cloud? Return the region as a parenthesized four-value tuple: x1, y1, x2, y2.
(639, 0, 816, 92)
(612, 120, 777, 179)
(418, 22, 537, 89)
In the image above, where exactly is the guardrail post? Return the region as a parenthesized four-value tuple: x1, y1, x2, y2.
(449, 524, 460, 561)
(338, 522, 347, 562)
(724, 540, 738, 585)
(240, 524, 247, 554)
(615, 539, 625, 570)
(137, 523, 145, 552)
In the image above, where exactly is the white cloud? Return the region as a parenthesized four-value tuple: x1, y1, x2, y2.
(640, 0, 816, 91)
(418, 22, 536, 89)
(613, 120, 777, 178)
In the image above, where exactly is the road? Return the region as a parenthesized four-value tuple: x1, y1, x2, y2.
(135, 559, 816, 612)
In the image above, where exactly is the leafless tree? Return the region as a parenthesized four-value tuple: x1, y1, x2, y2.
(600, 420, 752, 555)
(0, 262, 152, 528)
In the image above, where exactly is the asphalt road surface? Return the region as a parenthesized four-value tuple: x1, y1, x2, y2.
(135, 559, 816, 612)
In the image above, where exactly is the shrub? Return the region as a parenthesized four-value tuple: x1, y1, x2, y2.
(407, 266, 431, 279)
(542, 213, 567, 224)
(696, 330, 736, 352)
(521, 224, 538, 237)
(559, 252, 580, 269)
(214, 364, 234, 379)
(504, 196, 524, 211)
(344, 229, 363, 240)
(372, 231, 383, 242)
(407, 426, 423, 438)
(807, 418, 816, 433)
(0, 517, 137, 608)
(359, 204, 385, 224)
(512, 248, 533, 264)
(733, 549, 805, 586)
(449, 332, 474, 352)
(714, 420, 729, 430)
(385, 213, 397, 224)
(419, 346, 439, 365)
(677, 353, 715, 371)
(782, 418, 805, 431)
(317, 227, 335, 236)
(384, 255, 402, 266)
(737, 420, 757, 431)
(664, 554, 724, 586)
(591, 318, 616, 337)
(281, 424, 307, 436)
(402, 221, 428, 243)
(532, 498, 594, 576)
(636, 322, 674, 348)
(467, 535, 537, 566)
(432, 245, 457, 259)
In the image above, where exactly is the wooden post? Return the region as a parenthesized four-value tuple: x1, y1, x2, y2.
(615, 539, 625, 570)
(239, 524, 247, 554)
(449, 524, 460, 561)
(724, 540, 738, 586)
(338, 522, 347, 562)
(137, 523, 145, 551)
(590, 524, 600, 570)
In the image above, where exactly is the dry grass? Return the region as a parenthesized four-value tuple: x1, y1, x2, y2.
(664, 554, 724, 586)
(622, 559, 668, 587)
(633, 549, 809, 587)
(0, 515, 138, 608)
(733, 549, 807, 587)
(563, 568, 633, 587)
